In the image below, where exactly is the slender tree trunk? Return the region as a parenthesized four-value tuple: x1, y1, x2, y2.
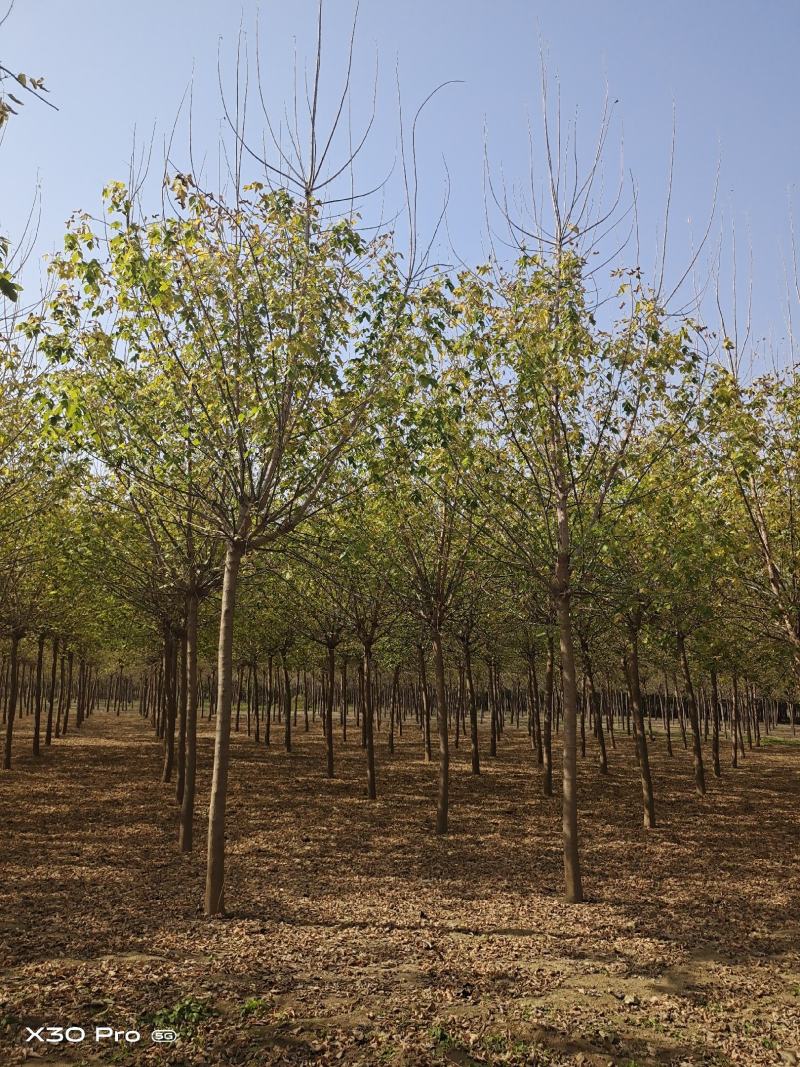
(488, 659, 498, 757)
(265, 656, 273, 747)
(45, 636, 59, 746)
(358, 657, 366, 748)
(454, 664, 463, 749)
(75, 659, 85, 728)
(677, 632, 706, 795)
(62, 651, 74, 736)
(205, 543, 242, 916)
(364, 643, 376, 800)
(340, 658, 347, 745)
(543, 635, 554, 796)
(180, 591, 199, 853)
(32, 633, 45, 757)
(418, 644, 432, 762)
(388, 662, 400, 756)
(710, 666, 722, 779)
(2, 632, 22, 770)
(554, 580, 583, 903)
(579, 636, 607, 775)
(162, 630, 177, 783)
(176, 624, 188, 804)
(463, 639, 480, 775)
(235, 663, 243, 733)
(432, 628, 449, 834)
(55, 654, 66, 737)
(252, 660, 260, 744)
(325, 642, 336, 778)
(626, 625, 656, 828)
(282, 650, 292, 752)
(662, 670, 673, 757)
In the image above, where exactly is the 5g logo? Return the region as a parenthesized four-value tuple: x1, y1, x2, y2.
(152, 1029, 178, 1043)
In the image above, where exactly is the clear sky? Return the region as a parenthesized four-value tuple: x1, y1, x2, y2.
(2, 1, 799, 356)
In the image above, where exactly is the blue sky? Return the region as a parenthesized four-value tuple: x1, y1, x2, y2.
(2, 1, 799, 356)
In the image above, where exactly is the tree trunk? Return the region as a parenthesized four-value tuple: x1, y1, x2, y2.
(364, 643, 377, 800)
(677, 632, 706, 795)
(340, 658, 347, 745)
(626, 625, 656, 828)
(45, 636, 59, 746)
(205, 543, 242, 916)
(464, 638, 480, 775)
(32, 633, 45, 757)
(552, 463, 583, 904)
(252, 660, 260, 744)
(662, 670, 674, 757)
(554, 581, 583, 903)
(61, 651, 74, 736)
(488, 659, 498, 757)
(432, 628, 449, 834)
(175, 624, 188, 802)
(162, 630, 177, 783)
(388, 662, 400, 756)
(325, 642, 336, 778)
(2, 632, 22, 770)
(709, 666, 722, 779)
(180, 591, 199, 852)
(579, 636, 607, 775)
(282, 651, 292, 752)
(418, 644, 432, 762)
(543, 635, 554, 796)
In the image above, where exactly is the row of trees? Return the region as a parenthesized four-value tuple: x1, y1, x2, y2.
(2, 17, 798, 914)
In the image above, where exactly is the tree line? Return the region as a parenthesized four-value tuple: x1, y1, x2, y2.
(2, 20, 799, 915)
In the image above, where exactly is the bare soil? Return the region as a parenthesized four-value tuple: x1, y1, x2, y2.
(1, 707, 799, 1065)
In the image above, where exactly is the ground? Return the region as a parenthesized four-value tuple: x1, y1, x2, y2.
(1, 706, 799, 1066)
